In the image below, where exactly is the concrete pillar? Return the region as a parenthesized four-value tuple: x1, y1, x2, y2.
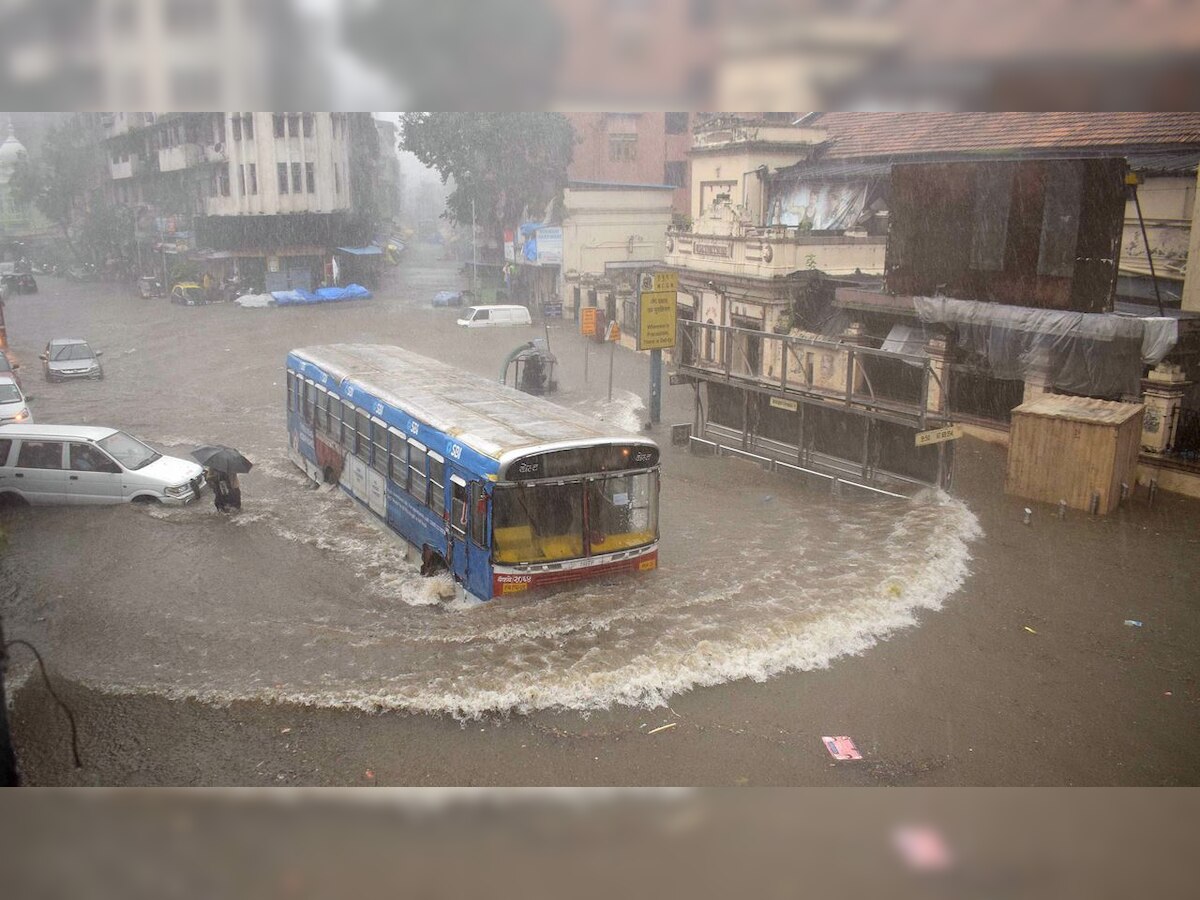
(1182, 167, 1200, 313)
(841, 321, 868, 394)
(924, 333, 950, 414)
(1140, 363, 1192, 453)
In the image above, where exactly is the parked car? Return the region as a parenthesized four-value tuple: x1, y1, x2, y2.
(137, 275, 164, 299)
(456, 304, 533, 327)
(170, 282, 207, 306)
(0, 375, 32, 425)
(41, 338, 104, 382)
(0, 349, 22, 389)
(1, 273, 37, 294)
(0, 424, 204, 506)
(432, 290, 467, 308)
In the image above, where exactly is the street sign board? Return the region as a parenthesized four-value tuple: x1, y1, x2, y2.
(769, 396, 799, 412)
(580, 306, 599, 337)
(638, 290, 677, 350)
(651, 272, 678, 292)
(914, 424, 962, 447)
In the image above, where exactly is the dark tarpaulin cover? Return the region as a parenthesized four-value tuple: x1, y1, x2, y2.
(914, 296, 1178, 399)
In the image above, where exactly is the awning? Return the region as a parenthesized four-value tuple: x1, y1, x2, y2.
(335, 246, 383, 256)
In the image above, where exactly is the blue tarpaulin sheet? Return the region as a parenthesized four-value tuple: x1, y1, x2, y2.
(335, 246, 384, 256)
(271, 283, 372, 305)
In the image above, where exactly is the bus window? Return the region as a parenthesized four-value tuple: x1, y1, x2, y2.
(355, 410, 370, 463)
(341, 401, 356, 452)
(469, 482, 487, 547)
(286, 373, 295, 411)
(314, 387, 328, 433)
(451, 480, 468, 536)
(492, 483, 584, 564)
(371, 419, 388, 475)
(428, 453, 446, 517)
(302, 380, 314, 423)
(408, 442, 428, 504)
(389, 431, 408, 488)
(328, 395, 342, 442)
(587, 471, 659, 555)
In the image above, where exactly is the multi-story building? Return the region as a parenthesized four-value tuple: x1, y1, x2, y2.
(565, 112, 693, 222)
(666, 114, 886, 355)
(104, 111, 381, 292)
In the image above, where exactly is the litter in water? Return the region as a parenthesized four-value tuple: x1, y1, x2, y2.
(892, 825, 953, 871)
(822, 735, 862, 760)
(1023, 626, 1038, 634)
(647, 722, 677, 735)
(1124, 620, 1143, 628)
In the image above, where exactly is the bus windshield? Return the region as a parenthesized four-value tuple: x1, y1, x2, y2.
(492, 472, 658, 564)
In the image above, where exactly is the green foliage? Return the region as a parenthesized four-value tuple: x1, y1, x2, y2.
(399, 113, 575, 240)
(9, 116, 114, 264)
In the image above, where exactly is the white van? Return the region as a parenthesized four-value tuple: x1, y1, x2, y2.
(0, 424, 205, 506)
(456, 304, 533, 328)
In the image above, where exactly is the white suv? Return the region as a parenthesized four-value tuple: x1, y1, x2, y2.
(0, 424, 204, 506)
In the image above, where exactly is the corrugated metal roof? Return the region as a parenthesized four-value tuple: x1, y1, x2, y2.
(812, 112, 1200, 160)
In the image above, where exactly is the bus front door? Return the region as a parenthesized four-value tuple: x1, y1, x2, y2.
(449, 476, 491, 600)
(449, 475, 471, 587)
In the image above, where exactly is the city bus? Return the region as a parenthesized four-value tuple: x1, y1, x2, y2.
(285, 344, 660, 601)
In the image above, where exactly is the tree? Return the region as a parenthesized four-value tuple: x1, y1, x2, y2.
(9, 116, 107, 264)
(399, 113, 575, 246)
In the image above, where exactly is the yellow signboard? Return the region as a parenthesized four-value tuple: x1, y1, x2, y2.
(638, 290, 677, 350)
(580, 306, 599, 337)
(769, 396, 799, 412)
(914, 424, 963, 447)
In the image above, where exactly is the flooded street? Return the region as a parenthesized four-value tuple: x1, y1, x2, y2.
(1, 246, 980, 719)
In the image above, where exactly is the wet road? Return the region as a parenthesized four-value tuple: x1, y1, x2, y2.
(1, 247, 979, 719)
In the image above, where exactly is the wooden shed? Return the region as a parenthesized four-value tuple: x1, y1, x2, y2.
(1006, 395, 1144, 514)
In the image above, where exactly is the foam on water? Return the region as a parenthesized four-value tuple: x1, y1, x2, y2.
(13, 450, 981, 719)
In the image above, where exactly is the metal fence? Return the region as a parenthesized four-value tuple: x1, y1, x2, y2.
(676, 319, 943, 429)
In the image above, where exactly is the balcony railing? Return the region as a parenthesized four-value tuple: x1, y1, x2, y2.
(676, 319, 945, 430)
(666, 228, 886, 279)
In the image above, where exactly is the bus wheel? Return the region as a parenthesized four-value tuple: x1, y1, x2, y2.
(420, 547, 447, 577)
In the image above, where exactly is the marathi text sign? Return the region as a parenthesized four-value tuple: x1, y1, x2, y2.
(914, 424, 962, 447)
(580, 306, 599, 337)
(638, 290, 677, 350)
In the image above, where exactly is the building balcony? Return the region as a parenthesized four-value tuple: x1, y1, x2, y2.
(110, 157, 141, 180)
(665, 228, 887, 280)
(158, 144, 203, 172)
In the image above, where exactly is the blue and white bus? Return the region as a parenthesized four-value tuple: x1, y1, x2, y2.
(286, 345, 660, 601)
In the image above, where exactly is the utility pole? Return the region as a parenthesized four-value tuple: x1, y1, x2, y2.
(471, 197, 478, 300)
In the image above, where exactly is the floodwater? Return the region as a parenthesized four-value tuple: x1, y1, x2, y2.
(1, 247, 980, 719)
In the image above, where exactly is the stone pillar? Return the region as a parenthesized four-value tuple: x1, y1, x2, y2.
(924, 333, 950, 414)
(1141, 363, 1192, 453)
(841, 321, 868, 394)
(1181, 167, 1200, 313)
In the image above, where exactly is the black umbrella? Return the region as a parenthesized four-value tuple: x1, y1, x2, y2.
(191, 445, 253, 475)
